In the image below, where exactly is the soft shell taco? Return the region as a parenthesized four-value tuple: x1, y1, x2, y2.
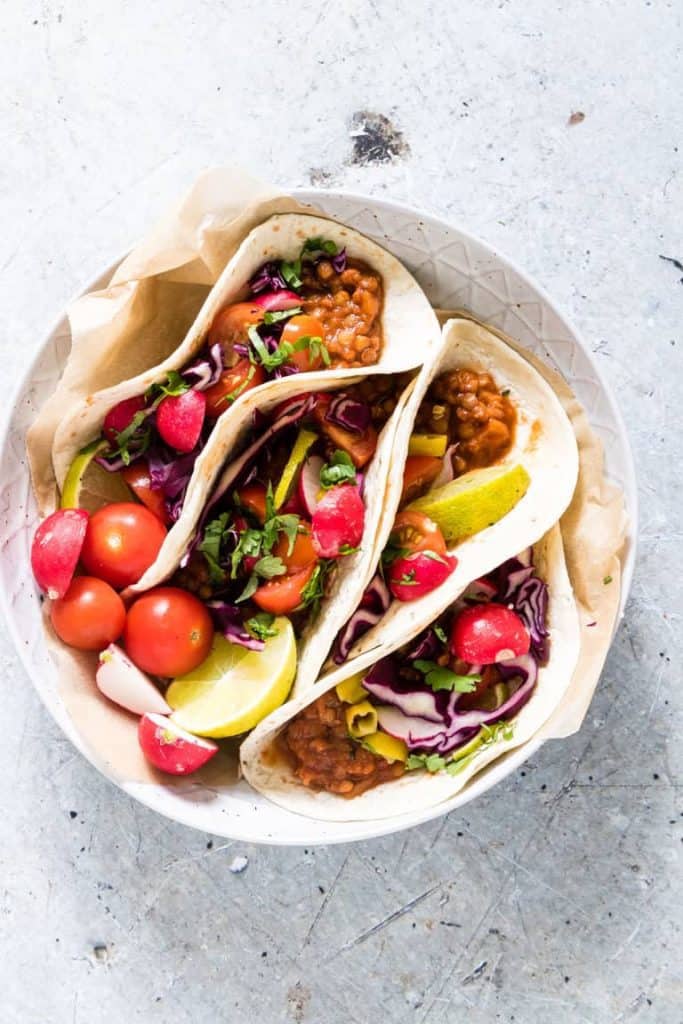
(240, 525, 580, 821)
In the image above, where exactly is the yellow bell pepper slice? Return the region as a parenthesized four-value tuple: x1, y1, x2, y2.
(335, 671, 368, 705)
(345, 701, 378, 739)
(362, 731, 408, 763)
(408, 433, 448, 458)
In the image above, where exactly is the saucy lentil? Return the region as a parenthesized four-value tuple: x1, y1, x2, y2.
(301, 259, 383, 369)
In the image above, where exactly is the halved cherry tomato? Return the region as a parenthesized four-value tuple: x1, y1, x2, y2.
(390, 509, 448, 557)
(121, 461, 170, 523)
(313, 395, 378, 468)
(252, 561, 317, 615)
(237, 483, 267, 524)
(400, 456, 443, 504)
(156, 389, 206, 453)
(281, 314, 326, 371)
(208, 302, 264, 360)
(80, 502, 168, 589)
(274, 526, 317, 573)
(388, 550, 455, 602)
(103, 395, 146, 446)
(50, 576, 126, 650)
(450, 603, 530, 664)
(124, 587, 213, 677)
(312, 485, 365, 558)
(204, 360, 266, 418)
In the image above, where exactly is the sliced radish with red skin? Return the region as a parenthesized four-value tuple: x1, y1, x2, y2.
(138, 713, 218, 775)
(388, 551, 456, 602)
(31, 508, 89, 599)
(103, 395, 146, 445)
(311, 485, 365, 558)
(251, 290, 301, 311)
(280, 487, 306, 516)
(450, 603, 530, 664)
(156, 389, 206, 452)
(298, 455, 325, 516)
(97, 644, 170, 716)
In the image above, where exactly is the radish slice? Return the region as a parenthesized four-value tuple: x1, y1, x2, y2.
(138, 713, 218, 775)
(97, 643, 171, 716)
(251, 290, 301, 312)
(298, 455, 325, 516)
(31, 508, 89, 599)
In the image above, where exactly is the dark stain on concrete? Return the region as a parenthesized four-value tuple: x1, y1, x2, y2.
(349, 111, 410, 166)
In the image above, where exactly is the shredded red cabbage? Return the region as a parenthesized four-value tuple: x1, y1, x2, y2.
(181, 342, 224, 391)
(332, 573, 390, 664)
(326, 394, 371, 435)
(249, 261, 288, 295)
(331, 248, 347, 273)
(206, 601, 265, 651)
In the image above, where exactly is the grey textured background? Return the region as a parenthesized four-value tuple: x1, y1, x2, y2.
(1, 2, 681, 1022)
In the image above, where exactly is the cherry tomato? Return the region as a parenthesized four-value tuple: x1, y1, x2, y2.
(103, 395, 146, 446)
(313, 396, 378, 468)
(31, 508, 89, 599)
(388, 550, 455, 602)
(204, 360, 266, 419)
(50, 576, 126, 650)
(237, 483, 267, 524)
(274, 525, 317, 573)
(252, 562, 317, 615)
(312, 485, 365, 558)
(121, 461, 170, 523)
(80, 502, 168, 589)
(208, 302, 264, 360)
(390, 509, 448, 557)
(400, 456, 443, 504)
(281, 314, 326, 371)
(138, 713, 218, 775)
(124, 587, 213, 677)
(450, 603, 530, 664)
(156, 388, 206, 453)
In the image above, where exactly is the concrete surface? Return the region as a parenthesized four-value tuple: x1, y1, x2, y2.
(1, 1, 681, 1021)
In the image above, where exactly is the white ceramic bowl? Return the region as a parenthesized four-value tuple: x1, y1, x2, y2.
(0, 190, 637, 845)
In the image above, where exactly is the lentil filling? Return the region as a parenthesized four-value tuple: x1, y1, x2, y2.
(301, 258, 384, 369)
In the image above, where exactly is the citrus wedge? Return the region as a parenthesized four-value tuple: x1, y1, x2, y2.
(274, 428, 318, 509)
(61, 440, 133, 512)
(408, 463, 531, 544)
(166, 617, 297, 738)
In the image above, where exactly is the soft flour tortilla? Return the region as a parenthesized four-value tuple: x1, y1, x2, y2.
(240, 525, 580, 821)
(330, 317, 580, 666)
(50, 213, 440, 508)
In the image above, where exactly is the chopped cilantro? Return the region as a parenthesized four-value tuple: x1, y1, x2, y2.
(299, 561, 330, 615)
(198, 512, 230, 583)
(263, 307, 302, 325)
(339, 543, 360, 556)
(433, 624, 448, 644)
(302, 237, 338, 256)
(246, 612, 279, 641)
(247, 325, 330, 372)
(413, 660, 480, 693)
(319, 450, 357, 490)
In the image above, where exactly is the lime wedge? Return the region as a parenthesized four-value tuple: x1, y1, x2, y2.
(167, 618, 297, 738)
(408, 463, 530, 543)
(61, 439, 133, 512)
(408, 433, 448, 458)
(274, 428, 318, 509)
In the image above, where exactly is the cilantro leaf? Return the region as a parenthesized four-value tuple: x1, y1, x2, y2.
(299, 561, 329, 616)
(246, 612, 279, 641)
(413, 660, 480, 692)
(433, 624, 447, 644)
(198, 512, 230, 584)
(319, 450, 357, 490)
(280, 258, 302, 290)
(230, 527, 263, 579)
(263, 307, 302, 325)
(406, 753, 446, 773)
(111, 410, 151, 465)
(339, 543, 359, 556)
(247, 325, 330, 372)
(302, 237, 338, 256)
(253, 555, 287, 579)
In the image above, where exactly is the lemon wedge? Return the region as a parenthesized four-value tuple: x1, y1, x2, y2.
(408, 463, 531, 543)
(274, 428, 318, 509)
(166, 618, 297, 738)
(61, 439, 132, 512)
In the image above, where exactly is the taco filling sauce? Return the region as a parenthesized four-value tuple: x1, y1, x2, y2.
(280, 548, 549, 797)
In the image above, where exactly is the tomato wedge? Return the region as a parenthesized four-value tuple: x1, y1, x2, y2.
(208, 302, 263, 359)
(252, 562, 317, 615)
(281, 314, 326, 371)
(274, 526, 317, 573)
(400, 455, 443, 504)
(313, 396, 378, 468)
(237, 483, 268, 524)
(121, 461, 170, 523)
(204, 360, 266, 419)
(390, 509, 448, 557)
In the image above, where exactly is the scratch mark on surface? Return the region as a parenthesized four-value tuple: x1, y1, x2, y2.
(326, 882, 441, 960)
(301, 854, 349, 949)
(608, 922, 642, 962)
(461, 959, 488, 984)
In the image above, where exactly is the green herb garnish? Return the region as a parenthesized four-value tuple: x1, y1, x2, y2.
(319, 450, 357, 490)
(246, 612, 279, 641)
(433, 624, 448, 644)
(413, 660, 480, 693)
(263, 307, 302, 325)
(198, 512, 230, 584)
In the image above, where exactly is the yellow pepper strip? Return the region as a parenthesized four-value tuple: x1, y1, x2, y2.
(273, 428, 318, 509)
(362, 731, 408, 763)
(408, 433, 448, 458)
(345, 701, 378, 739)
(335, 671, 368, 705)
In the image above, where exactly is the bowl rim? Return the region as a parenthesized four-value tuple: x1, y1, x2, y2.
(0, 187, 637, 845)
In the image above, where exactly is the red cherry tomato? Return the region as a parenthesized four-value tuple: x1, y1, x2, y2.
(312, 485, 365, 558)
(124, 587, 213, 677)
(388, 550, 455, 602)
(450, 603, 530, 664)
(237, 483, 268, 524)
(80, 502, 167, 589)
(313, 396, 378, 468)
(274, 526, 317, 573)
(31, 508, 89, 598)
(252, 562, 317, 615)
(138, 713, 218, 775)
(204, 360, 266, 419)
(207, 302, 264, 360)
(390, 509, 448, 557)
(103, 395, 146, 446)
(121, 461, 170, 523)
(156, 389, 206, 453)
(281, 314, 326, 371)
(400, 456, 443, 504)
(50, 576, 126, 650)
